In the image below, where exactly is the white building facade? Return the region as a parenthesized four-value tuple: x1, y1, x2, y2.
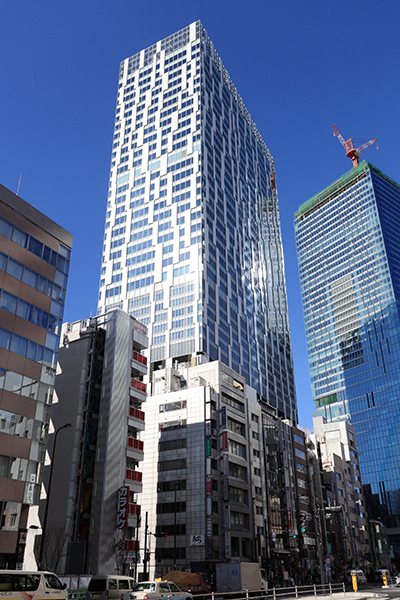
(97, 21, 297, 422)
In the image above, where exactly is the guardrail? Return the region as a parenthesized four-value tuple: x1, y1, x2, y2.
(196, 583, 347, 600)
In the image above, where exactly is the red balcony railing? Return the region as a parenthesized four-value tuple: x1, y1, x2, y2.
(126, 469, 142, 483)
(127, 437, 144, 451)
(129, 407, 145, 421)
(124, 539, 139, 551)
(128, 504, 141, 516)
(132, 350, 147, 366)
(131, 378, 146, 393)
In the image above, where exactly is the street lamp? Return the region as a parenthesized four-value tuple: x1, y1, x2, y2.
(38, 422, 72, 569)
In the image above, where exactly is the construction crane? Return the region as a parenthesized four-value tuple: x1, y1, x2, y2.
(332, 124, 377, 168)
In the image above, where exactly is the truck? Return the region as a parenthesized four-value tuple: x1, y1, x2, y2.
(216, 563, 268, 594)
(164, 571, 211, 596)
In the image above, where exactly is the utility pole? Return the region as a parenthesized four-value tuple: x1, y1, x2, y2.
(143, 511, 148, 580)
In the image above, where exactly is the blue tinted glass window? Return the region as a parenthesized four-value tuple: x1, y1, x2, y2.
(43, 348, 54, 364)
(0, 328, 11, 350)
(58, 244, 71, 259)
(54, 270, 67, 288)
(41, 312, 49, 329)
(22, 267, 38, 288)
(32, 307, 42, 326)
(50, 251, 57, 267)
(42, 246, 52, 263)
(56, 254, 69, 274)
(46, 332, 59, 351)
(36, 345, 44, 361)
(48, 314, 60, 334)
(0, 291, 18, 313)
(0, 253, 7, 271)
(17, 299, 33, 321)
(12, 227, 28, 247)
(52, 284, 64, 302)
(27, 341, 37, 360)
(28, 237, 43, 258)
(50, 300, 63, 318)
(6, 258, 23, 280)
(11, 334, 28, 356)
(37, 276, 47, 294)
(0, 218, 12, 238)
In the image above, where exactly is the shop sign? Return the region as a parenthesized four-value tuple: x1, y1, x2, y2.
(117, 485, 130, 529)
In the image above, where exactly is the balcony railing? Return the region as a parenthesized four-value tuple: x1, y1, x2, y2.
(126, 469, 142, 483)
(129, 407, 145, 421)
(132, 351, 147, 366)
(131, 378, 146, 393)
(124, 539, 139, 551)
(127, 437, 144, 451)
(128, 503, 141, 516)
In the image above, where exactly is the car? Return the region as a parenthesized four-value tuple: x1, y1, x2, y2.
(130, 581, 193, 600)
(347, 570, 367, 585)
(395, 574, 400, 587)
(86, 575, 136, 600)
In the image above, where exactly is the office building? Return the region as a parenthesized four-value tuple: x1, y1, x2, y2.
(44, 310, 148, 575)
(312, 417, 370, 572)
(141, 358, 304, 580)
(0, 183, 72, 568)
(97, 20, 297, 423)
(295, 161, 400, 552)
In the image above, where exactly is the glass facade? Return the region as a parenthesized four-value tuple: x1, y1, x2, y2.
(97, 21, 297, 421)
(295, 161, 400, 538)
(0, 184, 72, 568)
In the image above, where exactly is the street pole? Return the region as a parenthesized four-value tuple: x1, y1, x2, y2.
(38, 422, 71, 569)
(143, 511, 148, 580)
(134, 516, 139, 580)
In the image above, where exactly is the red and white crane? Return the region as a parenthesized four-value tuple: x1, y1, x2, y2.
(332, 124, 377, 168)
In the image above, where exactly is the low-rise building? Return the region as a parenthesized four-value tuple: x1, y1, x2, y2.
(40, 309, 148, 574)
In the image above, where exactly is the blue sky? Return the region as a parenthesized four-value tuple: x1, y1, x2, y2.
(1, 0, 399, 430)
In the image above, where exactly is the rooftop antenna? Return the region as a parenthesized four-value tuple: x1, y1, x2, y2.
(16, 174, 22, 196)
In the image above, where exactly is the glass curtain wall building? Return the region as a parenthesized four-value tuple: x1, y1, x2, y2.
(0, 183, 72, 568)
(97, 21, 297, 421)
(294, 161, 400, 546)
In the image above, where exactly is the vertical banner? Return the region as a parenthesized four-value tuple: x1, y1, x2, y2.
(223, 478, 229, 501)
(223, 454, 228, 476)
(117, 485, 130, 529)
(221, 406, 227, 429)
(225, 531, 231, 558)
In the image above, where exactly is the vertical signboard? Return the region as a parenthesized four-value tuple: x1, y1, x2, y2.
(221, 406, 227, 429)
(223, 478, 229, 501)
(117, 485, 130, 529)
(223, 454, 228, 476)
(223, 504, 231, 529)
(225, 531, 231, 558)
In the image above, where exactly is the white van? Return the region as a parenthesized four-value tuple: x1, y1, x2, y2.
(86, 576, 136, 600)
(0, 571, 67, 600)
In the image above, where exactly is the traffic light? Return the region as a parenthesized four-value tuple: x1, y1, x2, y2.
(293, 534, 297, 539)
(154, 532, 168, 537)
(300, 513, 306, 533)
(145, 551, 150, 562)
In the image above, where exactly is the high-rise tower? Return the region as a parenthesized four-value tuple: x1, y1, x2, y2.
(295, 161, 400, 546)
(98, 21, 296, 421)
